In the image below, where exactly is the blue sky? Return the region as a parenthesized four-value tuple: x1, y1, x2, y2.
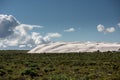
(0, 0, 120, 49)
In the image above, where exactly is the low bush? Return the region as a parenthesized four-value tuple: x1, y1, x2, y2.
(0, 50, 120, 80)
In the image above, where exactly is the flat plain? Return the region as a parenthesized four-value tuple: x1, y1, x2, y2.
(0, 50, 120, 80)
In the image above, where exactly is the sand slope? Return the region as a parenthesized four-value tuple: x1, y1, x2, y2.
(28, 42, 120, 53)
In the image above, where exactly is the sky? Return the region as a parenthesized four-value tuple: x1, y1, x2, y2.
(0, 0, 120, 49)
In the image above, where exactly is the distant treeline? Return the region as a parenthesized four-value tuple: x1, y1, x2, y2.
(0, 50, 120, 54)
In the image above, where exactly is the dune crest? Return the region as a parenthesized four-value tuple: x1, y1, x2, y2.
(28, 42, 120, 53)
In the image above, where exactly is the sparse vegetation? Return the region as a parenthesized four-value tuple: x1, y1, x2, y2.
(0, 50, 120, 80)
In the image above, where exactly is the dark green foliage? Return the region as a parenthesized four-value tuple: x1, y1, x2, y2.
(50, 74, 68, 80)
(0, 69, 6, 76)
(44, 65, 55, 73)
(21, 68, 39, 78)
(0, 50, 120, 80)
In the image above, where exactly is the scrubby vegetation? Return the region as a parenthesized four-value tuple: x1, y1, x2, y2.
(0, 50, 120, 80)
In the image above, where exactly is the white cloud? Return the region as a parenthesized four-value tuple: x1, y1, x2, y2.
(0, 42, 7, 48)
(106, 27, 115, 33)
(46, 33, 61, 38)
(19, 45, 26, 48)
(0, 14, 61, 49)
(0, 14, 19, 38)
(64, 28, 75, 32)
(97, 24, 105, 32)
(31, 32, 46, 45)
(27, 44, 33, 48)
(97, 24, 115, 34)
(43, 33, 62, 42)
(118, 23, 120, 28)
(15, 24, 43, 36)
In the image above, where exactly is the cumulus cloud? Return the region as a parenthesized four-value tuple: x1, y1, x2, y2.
(43, 33, 62, 42)
(19, 45, 26, 48)
(97, 24, 104, 32)
(118, 23, 120, 28)
(0, 14, 19, 38)
(64, 28, 75, 32)
(46, 33, 61, 38)
(31, 32, 46, 45)
(106, 27, 115, 33)
(15, 24, 42, 36)
(0, 14, 61, 49)
(97, 24, 115, 34)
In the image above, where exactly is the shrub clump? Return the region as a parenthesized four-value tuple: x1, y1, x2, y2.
(21, 68, 39, 78)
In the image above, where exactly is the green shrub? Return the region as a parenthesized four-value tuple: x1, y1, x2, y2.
(21, 68, 39, 78)
(0, 50, 120, 79)
(44, 67, 55, 73)
(112, 64, 119, 70)
(0, 69, 6, 76)
(50, 74, 68, 80)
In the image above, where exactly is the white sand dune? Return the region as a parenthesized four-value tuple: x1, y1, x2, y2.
(28, 42, 120, 53)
